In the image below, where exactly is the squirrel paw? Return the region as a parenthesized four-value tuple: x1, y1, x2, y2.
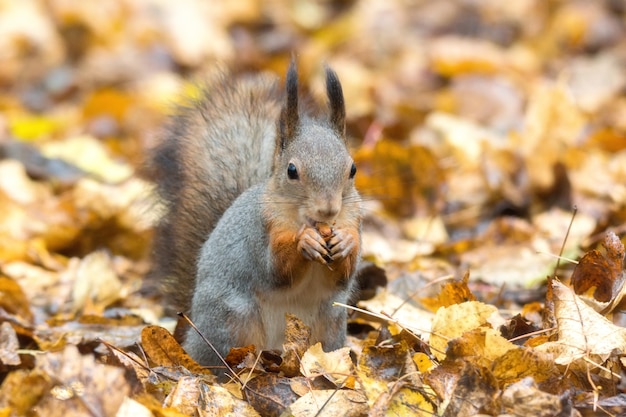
(327, 228, 357, 262)
(296, 225, 331, 265)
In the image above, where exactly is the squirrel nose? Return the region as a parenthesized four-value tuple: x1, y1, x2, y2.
(315, 198, 341, 221)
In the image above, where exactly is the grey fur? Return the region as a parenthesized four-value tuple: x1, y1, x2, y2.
(151, 65, 361, 370)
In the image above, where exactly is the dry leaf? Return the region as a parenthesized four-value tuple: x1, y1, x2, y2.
(446, 327, 517, 368)
(356, 341, 419, 408)
(40, 135, 133, 183)
(0, 276, 33, 323)
(0, 322, 20, 366)
(71, 250, 123, 315)
(570, 230, 625, 312)
(141, 325, 209, 375)
(300, 343, 354, 388)
(164, 376, 259, 416)
(500, 377, 567, 417)
(375, 384, 436, 417)
(115, 397, 153, 417)
(425, 360, 498, 416)
(280, 314, 311, 377)
(491, 347, 559, 387)
(244, 373, 298, 416)
(429, 301, 503, 361)
(536, 280, 626, 367)
(420, 271, 475, 312)
(359, 290, 434, 338)
(36, 344, 129, 417)
(287, 389, 368, 417)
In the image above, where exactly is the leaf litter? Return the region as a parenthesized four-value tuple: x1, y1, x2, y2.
(2, 0, 626, 416)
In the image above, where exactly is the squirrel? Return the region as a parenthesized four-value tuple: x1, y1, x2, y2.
(150, 61, 362, 367)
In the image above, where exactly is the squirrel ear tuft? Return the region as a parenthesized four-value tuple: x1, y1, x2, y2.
(279, 60, 299, 150)
(325, 66, 346, 139)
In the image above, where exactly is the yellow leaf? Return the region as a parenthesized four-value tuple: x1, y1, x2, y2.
(9, 115, 60, 141)
(430, 301, 503, 361)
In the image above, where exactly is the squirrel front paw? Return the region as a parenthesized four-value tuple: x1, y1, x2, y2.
(296, 225, 331, 265)
(326, 228, 357, 262)
(296, 224, 357, 266)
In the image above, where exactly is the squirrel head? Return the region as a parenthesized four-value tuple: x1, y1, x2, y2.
(271, 61, 358, 226)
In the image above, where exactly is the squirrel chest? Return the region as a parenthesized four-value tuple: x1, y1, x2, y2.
(255, 262, 342, 350)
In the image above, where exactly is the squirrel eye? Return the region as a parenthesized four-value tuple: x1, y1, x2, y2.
(287, 162, 299, 180)
(349, 162, 357, 179)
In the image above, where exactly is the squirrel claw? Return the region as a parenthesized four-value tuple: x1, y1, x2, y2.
(297, 225, 330, 265)
(327, 229, 356, 261)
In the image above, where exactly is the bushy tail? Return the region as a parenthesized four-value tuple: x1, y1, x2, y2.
(149, 72, 282, 313)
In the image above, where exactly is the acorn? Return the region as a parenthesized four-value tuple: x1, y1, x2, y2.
(315, 222, 334, 240)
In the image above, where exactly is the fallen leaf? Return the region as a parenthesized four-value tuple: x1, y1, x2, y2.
(287, 389, 368, 417)
(41, 135, 133, 183)
(164, 376, 259, 416)
(377, 384, 436, 417)
(491, 347, 559, 387)
(300, 343, 354, 388)
(425, 359, 498, 416)
(429, 301, 503, 361)
(244, 373, 298, 417)
(446, 327, 517, 369)
(500, 377, 568, 417)
(536, 280, 626, 367)
(356, 341, 420, 408)
(0, 276, 33, 323)
(71, 250, 123, 315)
(359, 290, 434, 339)
(0, 322, 20, 366)
(141, 325, 209, 375)
(420, 271, 475, 312)
(36, 344, 129, 417)
(281, 314, 311, 377)
(570, 230, 625, 312)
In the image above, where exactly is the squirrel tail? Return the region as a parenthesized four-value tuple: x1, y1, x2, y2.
(149, 71, 282, 313)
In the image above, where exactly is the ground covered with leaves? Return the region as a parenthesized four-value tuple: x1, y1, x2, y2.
(1, 0, 626, 416)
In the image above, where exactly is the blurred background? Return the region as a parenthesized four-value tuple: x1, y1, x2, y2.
(1, 0, 626, 288)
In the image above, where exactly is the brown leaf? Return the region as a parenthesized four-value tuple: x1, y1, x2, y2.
(300, 343, 354, 388)
(0, 322, 21, 366)
(0, 368, 50, 414)
(280, 314, 311, 377)
(420, 271, 475, 312)
(0, 276, 33, 323)
(571, 231, 625, 304)
(425, 360, 498, 416)
(34, 317, 144, 351)
(164, 376, 259, 416)
(446, 327, 517, 369)
(71, 250, 123, 315)
(537, 280, 626, 366)
(491, 347, 559, 387)
(429, 301, 502, 361)
(36, 344, 129, 417)
(141, 325, 209, 374)
(245, 373, 298, 417)
(500, 377, 569, 417)
(356, 341, 420, 408)
(224, 344, 257, 368)
(288, 389, 369, 417)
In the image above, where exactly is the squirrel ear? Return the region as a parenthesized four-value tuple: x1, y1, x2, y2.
(278, 60, 299, 150)
(325, 66, 346, 139)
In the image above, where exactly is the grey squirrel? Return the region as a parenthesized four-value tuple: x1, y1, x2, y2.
(150, 61, 362, 367)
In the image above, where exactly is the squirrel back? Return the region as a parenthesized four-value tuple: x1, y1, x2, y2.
(151, 72, 282, 313)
